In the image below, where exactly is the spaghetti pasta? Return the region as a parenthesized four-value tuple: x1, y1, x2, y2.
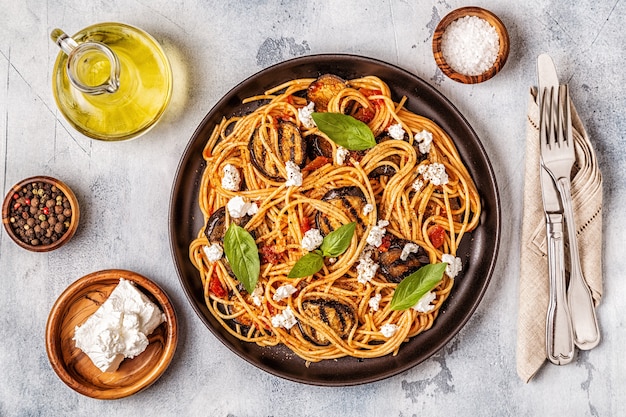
(189, 74, 481, 362)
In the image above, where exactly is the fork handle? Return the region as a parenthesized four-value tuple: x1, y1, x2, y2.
(556, 177, 601, 350)
(545, 212, 575, 365)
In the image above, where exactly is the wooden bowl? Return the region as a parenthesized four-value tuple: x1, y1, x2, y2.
(432, 7, 510, 84)
(2, 175, 79, 252)
(45, 269, 178, 399)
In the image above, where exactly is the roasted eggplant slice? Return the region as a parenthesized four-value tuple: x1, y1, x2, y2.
(306, 74, 348, 112)
(299, 298, 357, 346)
(378, 238, 430, 283)
(316, 186, 369, 236)
(204, 207, 251, 243)
(249, 120, 307, 181)
(307, 134, 334, 159)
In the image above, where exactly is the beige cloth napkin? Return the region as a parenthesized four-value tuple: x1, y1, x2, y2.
(516, 89, 603, 382)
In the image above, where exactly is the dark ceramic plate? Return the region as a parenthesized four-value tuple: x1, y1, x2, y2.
(169, 54, 501, 386)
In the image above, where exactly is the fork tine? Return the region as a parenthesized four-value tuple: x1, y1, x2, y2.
(563, 85, 573, 152)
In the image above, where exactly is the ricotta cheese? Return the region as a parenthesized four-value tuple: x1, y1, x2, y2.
(73, 278, 166, 373)
(271, 306, 298, 329)
(227, 196, 258, 219)
(356, 247, 379, 284)
(411, 178, 424, 193)
(298, 102, 316, 128)
(221, 164, 241, 191)
(400, 242, 419, 261)
(285, 160, 303, 187)
(203, 243, 223, 262)
(301, 228, 324, 251)
(418, 163, 449, 186)
(414, 130, 433, 155)
(380, 323, 399, 338)
(442, 254, 463, 278)
(369, 293, 382, 311)
(362, 203, 374, 216)
(335, 146, 349, 165)
(272, 284, 297, 302)
(251, 285, 264, 307)
(366, 220, 389, 247)
(387, 123, 406, 140)
(412, 291, 436, 313)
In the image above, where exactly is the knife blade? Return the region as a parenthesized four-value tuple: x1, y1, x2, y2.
(537, 53, 575, 365)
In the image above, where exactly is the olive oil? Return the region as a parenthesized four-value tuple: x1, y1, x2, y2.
(52, 23, 172, 141)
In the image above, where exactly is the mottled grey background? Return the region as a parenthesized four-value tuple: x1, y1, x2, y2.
(1, 0, 624, 416)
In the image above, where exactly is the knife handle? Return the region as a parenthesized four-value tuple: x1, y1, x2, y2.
(556, 177, 601, 350)
(545, 213, 575, 365)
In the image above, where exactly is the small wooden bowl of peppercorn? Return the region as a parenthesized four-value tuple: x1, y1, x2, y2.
(432, 7, 510, 84)
(2, 176, 79, 252)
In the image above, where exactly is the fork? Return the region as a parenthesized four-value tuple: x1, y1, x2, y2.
(541, 85, 600, 350)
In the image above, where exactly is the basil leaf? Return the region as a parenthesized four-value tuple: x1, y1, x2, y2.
(223, 223, 260, 293)
(311, 112, 376, 151)
(320, 222, 356, 258)
(389, 263, 447, 311)
(287, 251, 324, 278)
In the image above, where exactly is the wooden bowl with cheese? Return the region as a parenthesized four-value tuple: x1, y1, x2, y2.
(45, 269, 178, 399)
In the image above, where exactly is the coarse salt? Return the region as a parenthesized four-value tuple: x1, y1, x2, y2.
(441, 15, 500, 76)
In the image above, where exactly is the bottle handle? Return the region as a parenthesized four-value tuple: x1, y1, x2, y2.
(51, 28, 120, 95)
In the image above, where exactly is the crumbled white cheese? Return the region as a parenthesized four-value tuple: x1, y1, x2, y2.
(400, 242, 420, 261)
(272, 284, 297, 302)
(298, 102, 316, 128)
(442, 254, 463, 278)
(387, 123, 406, 140)
(227, 196, 258, 219)
(356, 247, 379, 284)
(251, 285, 264, 307)
(301, 228, 324, 252)
(285, 160, 303, 187)
(419, 162, 449, 186)
(412, 178, 424, 193)
(335, 146, 349, 165)
(362, 203, 374, 216)
(412, 291, 437, 313)
(73, 279, 166, 373)
(203, 243, 223, 262)
(271, 306, 298, 329)
(366, 220, 389, 247)
(380, 323, 399, 338)
(369, 293, 382, 311)
(221, 164, 241, 191)
(414, 130, 433, 154)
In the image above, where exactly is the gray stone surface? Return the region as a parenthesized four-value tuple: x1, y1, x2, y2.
(1, 1, 624, 416)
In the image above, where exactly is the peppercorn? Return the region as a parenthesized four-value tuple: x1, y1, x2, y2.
(6, 180, 73, 247)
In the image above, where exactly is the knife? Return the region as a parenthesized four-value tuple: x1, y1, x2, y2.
(537, 53, 575, 365)
(538, 54, 601, 352)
